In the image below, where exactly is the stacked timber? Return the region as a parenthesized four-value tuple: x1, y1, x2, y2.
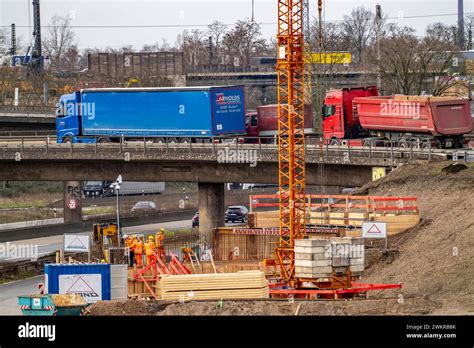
(157, 270, 269, 301)
(294, 237, 365, 278)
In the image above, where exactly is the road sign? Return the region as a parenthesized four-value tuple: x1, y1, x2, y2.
(67, 199, 77, 210)
(372, 167, 386, 181)
(64, 234, 90, 252)
(362, 222, 387, 239)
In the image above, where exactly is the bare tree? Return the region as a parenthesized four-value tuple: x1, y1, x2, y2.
(222, 19, 268, 69)
(0, 28, 8, 54)
(208, 21, 228, 65)
(43, 15, 77, 70)
(367, 25, 461, 96)
(176, 29, 207, 71)
(341, 7, 375, 63)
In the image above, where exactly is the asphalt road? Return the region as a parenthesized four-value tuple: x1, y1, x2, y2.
(0, 275, 44, 315)
(0, 219, 192, 261)
(0, 219, 193, 315)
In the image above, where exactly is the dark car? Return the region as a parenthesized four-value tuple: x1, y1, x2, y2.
(225, 206, 249, 223)
(192, 211, 199, 228)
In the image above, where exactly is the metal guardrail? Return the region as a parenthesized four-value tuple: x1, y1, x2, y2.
(0, 105, 56, 115)
(0, 135, 471, 164)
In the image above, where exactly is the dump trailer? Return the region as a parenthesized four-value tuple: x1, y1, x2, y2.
(56, 86, 246, 143)
(323, 86, 473, 148)
(246, 104, 314, 142)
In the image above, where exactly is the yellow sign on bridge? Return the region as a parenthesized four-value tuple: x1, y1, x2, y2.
(306, 52, 352, 65)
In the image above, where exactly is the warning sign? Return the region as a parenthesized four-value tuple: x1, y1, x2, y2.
(67, 199, 77, 210)
(58, 274, 102, 303)
(362, 222, 387, 239)
(64, 234, 90, 252)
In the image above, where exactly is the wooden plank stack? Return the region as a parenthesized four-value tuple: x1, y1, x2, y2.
(157, 271, 269, 301)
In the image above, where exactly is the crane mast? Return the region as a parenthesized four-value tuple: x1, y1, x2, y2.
(275, 0, 306, 285)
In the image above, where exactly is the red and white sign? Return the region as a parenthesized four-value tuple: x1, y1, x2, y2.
(362, 222, 387, 239)
(67, 199, 77, 210)
(58, 274, 102, 303)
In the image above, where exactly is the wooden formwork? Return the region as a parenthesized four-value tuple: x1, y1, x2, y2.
(249, 194, 420, 236)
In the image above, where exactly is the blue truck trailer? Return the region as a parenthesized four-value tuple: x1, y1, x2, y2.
(56, 85, 246, 143)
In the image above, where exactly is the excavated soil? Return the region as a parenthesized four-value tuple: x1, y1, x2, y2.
(358, 161, 474, 315)
(89, 161, 473, 315)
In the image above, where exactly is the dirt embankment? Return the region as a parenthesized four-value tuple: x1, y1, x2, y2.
(90, 297, 437, 316)
(359, 162, 474, 315)
(89, 162, 474, 315)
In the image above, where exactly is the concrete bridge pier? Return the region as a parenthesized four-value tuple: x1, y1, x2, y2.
(198, 182, 225, 247)
(63, 181, 82, 223)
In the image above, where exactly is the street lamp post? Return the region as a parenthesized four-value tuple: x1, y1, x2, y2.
(111, 175, 123, 248)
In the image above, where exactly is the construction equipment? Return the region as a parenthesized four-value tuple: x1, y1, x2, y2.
(25, 0, 44, 74)
(93, 222, 118, 262)
(275, 0, 307, 287)
(18, 294, 91, 316)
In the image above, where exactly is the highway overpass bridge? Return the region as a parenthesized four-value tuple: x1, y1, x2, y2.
(0, 109, 55, 132)
(0, 138, 465, 237)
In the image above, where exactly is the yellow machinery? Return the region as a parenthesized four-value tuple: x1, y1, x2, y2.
(93, 222, 118, 262)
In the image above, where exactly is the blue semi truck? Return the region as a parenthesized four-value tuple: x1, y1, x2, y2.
(56, 85, 246, 143)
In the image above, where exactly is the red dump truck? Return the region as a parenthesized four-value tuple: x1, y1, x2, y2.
(323, 86, 473, 148)
(246, 104, 314, 142)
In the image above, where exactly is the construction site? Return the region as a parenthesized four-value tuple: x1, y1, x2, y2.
(0, 0, 473, 345)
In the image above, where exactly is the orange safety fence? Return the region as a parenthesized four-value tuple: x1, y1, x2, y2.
(250, 194, 418, 215)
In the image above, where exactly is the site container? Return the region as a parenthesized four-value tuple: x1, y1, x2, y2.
(44, 263, 111, 303)
(354, 95, 473, 136)
(56, 85, 246, 143)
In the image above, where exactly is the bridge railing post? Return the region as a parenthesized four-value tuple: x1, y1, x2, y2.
(390, 140, 394, 161)
(258, 137, 262, 153)
(95, 138, 98, 153)
(165, 136, 169, 154)
(189, 138, 192, 153)
(212, 137, 215, 154)
(347, 141, 351, 161)
(368, 141, 372, 158)
(143, 137, 146, 154)
(428, 142, 431, 161)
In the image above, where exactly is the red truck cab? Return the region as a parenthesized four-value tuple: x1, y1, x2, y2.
(323, 86, 379, 144)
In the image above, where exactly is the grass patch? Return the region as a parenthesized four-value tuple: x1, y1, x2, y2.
(0, 270, 39, 285)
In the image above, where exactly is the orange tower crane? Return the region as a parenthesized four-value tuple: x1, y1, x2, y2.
(275, 0, 307, 286)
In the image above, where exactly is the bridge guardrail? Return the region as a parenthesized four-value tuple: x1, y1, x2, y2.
(0, 135, 470, 164)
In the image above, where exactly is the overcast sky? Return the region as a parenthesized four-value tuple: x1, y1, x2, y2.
(1, 0, 474, 50)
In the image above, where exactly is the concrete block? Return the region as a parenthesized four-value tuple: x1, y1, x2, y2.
(308, 239, 331, 246)
(295, 239, 329, 247)
(350, 264, 365, 272)
(349, 258, 365, 266)
(294, 246, 328, 254)
(332, 257, 350, 267)
(350, 237, 364, 245)
(295, 259, 332, 267)
(295, 253, 313, 260)
(311, 266, 333, 273)
(295, 252, 330, 261)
